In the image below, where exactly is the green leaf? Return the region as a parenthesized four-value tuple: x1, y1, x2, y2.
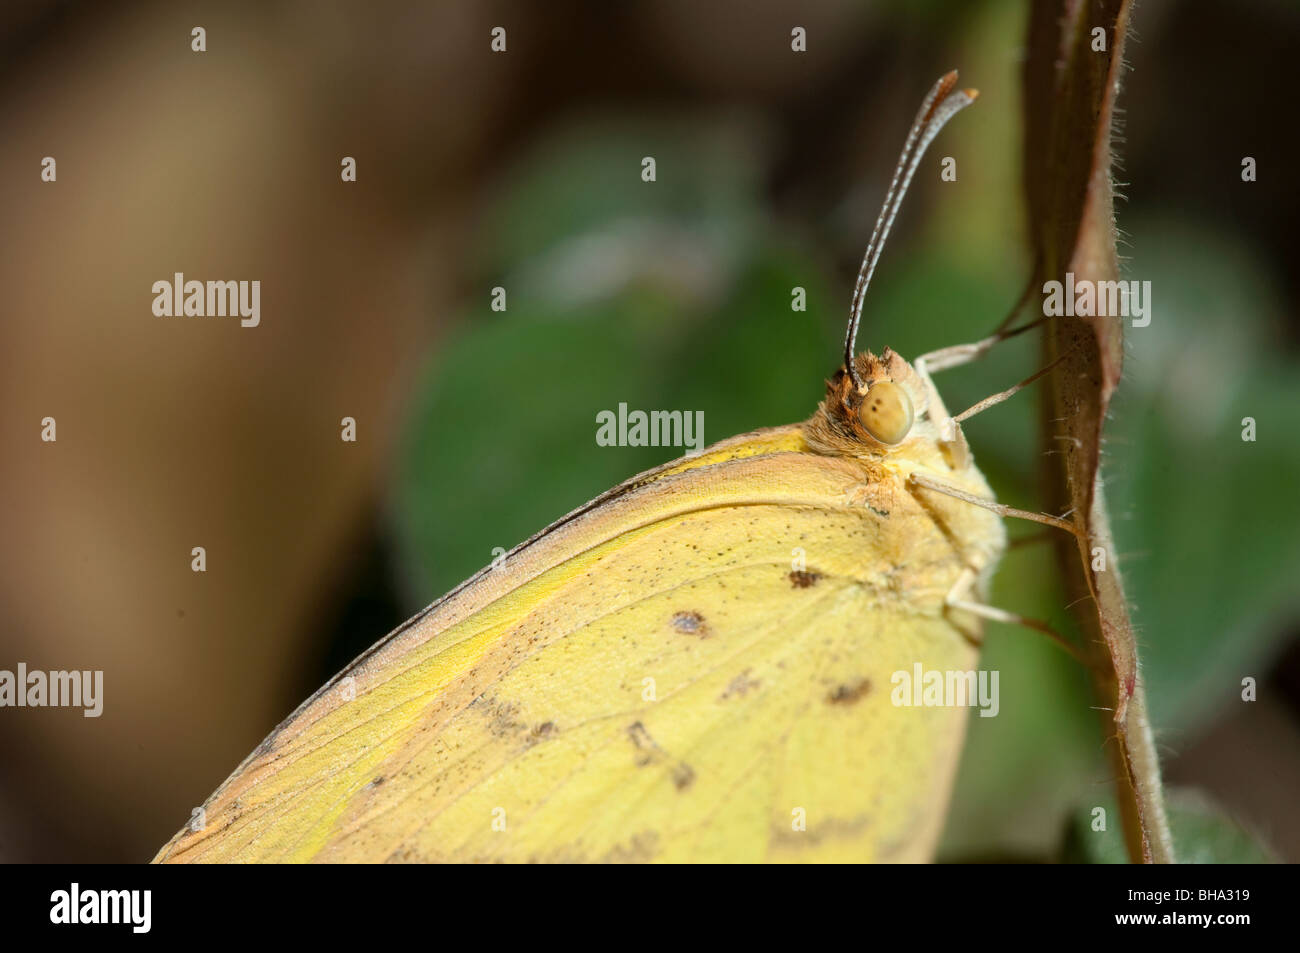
(1064, 789, 1278, 864)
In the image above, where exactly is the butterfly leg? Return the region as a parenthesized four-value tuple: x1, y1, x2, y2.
(947, 353, 1067, 432)
(908, 471, 1080, 537)
(913, 315, 1047, 377)
(912, 318, 1055, 445)
(943, 566, 1084, 662)
(904, 474, 1086, 660)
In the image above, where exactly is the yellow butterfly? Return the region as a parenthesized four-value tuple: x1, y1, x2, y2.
(156, 72, 1050, 863)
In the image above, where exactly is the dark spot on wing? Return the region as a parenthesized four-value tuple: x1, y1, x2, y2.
(628, 721, 655, 751)
(789, 570, 821, 588)
(827, 679, 871, 705)
(720, 670, 760, 700)
(599, 831, 660, 863)
(474, 694, 524, 737)
(671, 610, 706, 635)
(629, 722, 658, 766)
(531, 721, 555, 740)
(628, 722, 693, 789)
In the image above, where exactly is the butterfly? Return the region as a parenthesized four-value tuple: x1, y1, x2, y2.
(155, 72, 1064, 863)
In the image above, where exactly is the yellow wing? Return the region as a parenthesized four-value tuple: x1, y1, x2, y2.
(154, 424, 1002, 863)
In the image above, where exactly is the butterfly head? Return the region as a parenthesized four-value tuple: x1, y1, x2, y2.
(804, 347, 938, 459)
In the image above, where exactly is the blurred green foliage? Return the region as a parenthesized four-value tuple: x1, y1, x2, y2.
(1065, 790, 1277, 864)
(1105, 221, 1300, 734)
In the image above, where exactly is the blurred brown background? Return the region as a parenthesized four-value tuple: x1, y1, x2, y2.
(1, 0, 1297, 862)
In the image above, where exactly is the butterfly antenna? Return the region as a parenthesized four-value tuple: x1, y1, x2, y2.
(843, 71, 979, 389)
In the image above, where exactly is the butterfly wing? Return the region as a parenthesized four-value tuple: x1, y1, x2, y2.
(154, 426, 998, 862)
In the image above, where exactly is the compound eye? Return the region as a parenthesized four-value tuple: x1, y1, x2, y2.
(857, 380, 914, 445)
